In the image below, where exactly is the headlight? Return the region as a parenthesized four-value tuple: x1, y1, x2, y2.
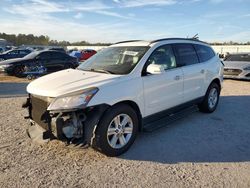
(47, 87, 98, 111)
(243, 66, 250, 70)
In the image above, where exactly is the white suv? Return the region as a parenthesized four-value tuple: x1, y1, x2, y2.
(23, 38, 223, 156)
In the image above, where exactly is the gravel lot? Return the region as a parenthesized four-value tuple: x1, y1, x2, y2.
(0, 80, 250, 187)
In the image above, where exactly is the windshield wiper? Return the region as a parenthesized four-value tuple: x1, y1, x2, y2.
(78, 68, 114, 74)
(90, 69, 114, 74)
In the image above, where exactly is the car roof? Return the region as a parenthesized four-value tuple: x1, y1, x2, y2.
(111, 38, 208, 47)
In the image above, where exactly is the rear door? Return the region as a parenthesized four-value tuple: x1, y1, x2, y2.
(37, 51, 51, 72)
(46, 52, 66, 72)
(142, 44, 184, 116)
(173, 43, 205, 102)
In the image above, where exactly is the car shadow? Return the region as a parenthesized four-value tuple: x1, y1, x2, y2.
(121, 95, 250, 164)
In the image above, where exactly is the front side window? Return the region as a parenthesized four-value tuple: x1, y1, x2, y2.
(194, 44, 215, 62)
(145, 45, 177, 70)
(78, 46, 149, 75)
(174, 44, 199, 66)
(8, 50, 18, 55)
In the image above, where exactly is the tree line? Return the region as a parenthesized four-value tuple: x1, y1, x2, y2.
(0, 33, 111, 46)
(0, 32, 249, 46)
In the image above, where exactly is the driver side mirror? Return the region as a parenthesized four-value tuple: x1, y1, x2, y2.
(146, 64, 165, 75)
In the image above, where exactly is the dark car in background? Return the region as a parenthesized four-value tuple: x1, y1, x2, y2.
(0, 49, 32, 61)
(223, 53, 250, 80)
(0, 50, 78, 77)
(47, 47, 66, 53)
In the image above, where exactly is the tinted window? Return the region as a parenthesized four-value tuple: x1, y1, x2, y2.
(19, 50, 30, 55)
(38, 52, 50, 59)
(8, 50, 19, 55)
(50, 52, 65, 59)
(224, 54, 250, 61)
(194, 44, 215, 62)
(174, 44, 199, 66)
(146, 45, 177, 70)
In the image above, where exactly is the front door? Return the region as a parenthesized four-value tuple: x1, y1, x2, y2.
(142, 45, 184, 117)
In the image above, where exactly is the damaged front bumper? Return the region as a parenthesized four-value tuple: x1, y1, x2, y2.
(22, 94, 109, 146)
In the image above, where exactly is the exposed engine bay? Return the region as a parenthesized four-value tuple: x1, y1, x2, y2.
(22, 94, 109, 146)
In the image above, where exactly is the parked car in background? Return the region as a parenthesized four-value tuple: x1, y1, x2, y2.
(0, 47, 4, 54)
(80, 49, 97, 61)
(0, 50, 78, 77)
(47, 47, 66, 53)
(223, 53, 250, 80)
(69, 50, 81, 61)
(23, 38, 223, 156)
(0, 49, 32, 61)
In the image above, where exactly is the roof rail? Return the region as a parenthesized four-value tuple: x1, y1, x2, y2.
(114, 40, 143, 44)
(149, 38, 207, 44)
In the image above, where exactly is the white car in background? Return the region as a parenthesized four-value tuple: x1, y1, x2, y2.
(224, 53, 250, 80)
(23, 38, 223, 156)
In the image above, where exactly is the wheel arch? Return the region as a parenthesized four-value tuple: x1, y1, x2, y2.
(210, 78, 221, 92)
(112, 100, 143, 131)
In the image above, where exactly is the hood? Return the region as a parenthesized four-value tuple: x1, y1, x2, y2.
(27, 69, 123, 97)
(0, 58, 27, 65)
(224, 61, 250, 69)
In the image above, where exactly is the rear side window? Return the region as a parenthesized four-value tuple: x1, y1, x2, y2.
(173, 44, 199, 66)
(39, 52, 51, 60)
(19, 50, 29, 55)
(50, 52, 64, 59)
(194, 44, 215, 62)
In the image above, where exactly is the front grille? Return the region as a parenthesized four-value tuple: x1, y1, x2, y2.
(224, 68, 242, 76)
(31, 95, 51, 130)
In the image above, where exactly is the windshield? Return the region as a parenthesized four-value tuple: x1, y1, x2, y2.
(78, 46, 149, 75)
(224, 54, 250, 62)
(24, 51, 40, 59)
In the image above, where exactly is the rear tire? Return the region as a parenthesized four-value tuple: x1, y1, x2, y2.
(92, 104, 138, 157)
(198, 82, 220, 113)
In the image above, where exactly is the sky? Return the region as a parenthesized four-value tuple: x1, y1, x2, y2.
(0, 0, 250, 43)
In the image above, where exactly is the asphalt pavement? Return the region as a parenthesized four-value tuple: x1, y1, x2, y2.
(0, 82, 28, 98)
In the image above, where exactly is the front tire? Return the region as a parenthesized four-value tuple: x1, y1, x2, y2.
(92, 104, 138, 157)
(199, 82, 220, 113)
(13, 65, 25, 77)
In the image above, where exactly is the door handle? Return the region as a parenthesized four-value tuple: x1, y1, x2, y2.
(174, 75, 181, 80)
(201, 69, 205, 74)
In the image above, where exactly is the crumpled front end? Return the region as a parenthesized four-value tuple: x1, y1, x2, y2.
(22, 94, 109, 146)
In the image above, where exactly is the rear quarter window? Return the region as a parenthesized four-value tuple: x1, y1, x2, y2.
(194, 44, 215, 62)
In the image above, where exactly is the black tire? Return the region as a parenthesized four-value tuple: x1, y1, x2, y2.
(92, 104, 138, 157)
(13, 65, 25, 77)
(64, 63, 74, 69)
(198, 82, 220, 113)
